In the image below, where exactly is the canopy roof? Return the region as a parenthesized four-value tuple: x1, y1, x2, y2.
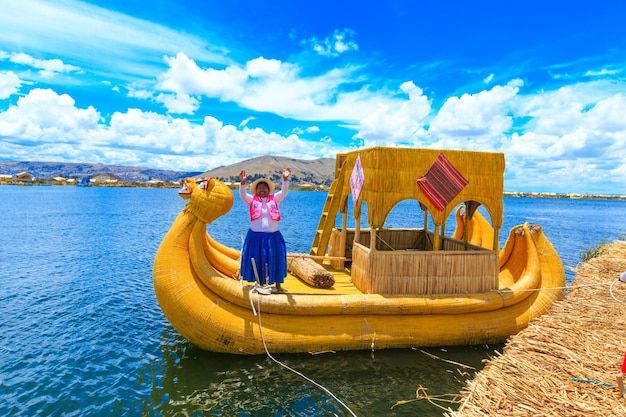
(336, 147, 505, 230)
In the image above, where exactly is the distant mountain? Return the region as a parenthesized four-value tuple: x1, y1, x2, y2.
(201, 155, 336, 186)
(0, 156, 337, 185)
(0, 160, 201, 183)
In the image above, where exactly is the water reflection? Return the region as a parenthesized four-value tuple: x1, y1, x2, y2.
(149, 327, 501, 416)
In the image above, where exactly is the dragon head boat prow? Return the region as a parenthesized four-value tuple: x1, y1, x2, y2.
(180, 177, 234, 224)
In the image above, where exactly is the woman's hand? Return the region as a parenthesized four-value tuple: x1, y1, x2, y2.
(239, 170, 247, 184)
(282, 167, 291, 181)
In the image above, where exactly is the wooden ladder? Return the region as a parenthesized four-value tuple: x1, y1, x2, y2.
(309, 156, 348, 260)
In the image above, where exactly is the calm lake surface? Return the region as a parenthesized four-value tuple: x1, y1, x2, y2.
(1, 186, 625, 416)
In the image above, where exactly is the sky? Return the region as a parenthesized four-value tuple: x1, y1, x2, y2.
(1, 0, 626, 194)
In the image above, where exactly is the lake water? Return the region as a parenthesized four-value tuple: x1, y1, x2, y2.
(1, 186, 625, 416)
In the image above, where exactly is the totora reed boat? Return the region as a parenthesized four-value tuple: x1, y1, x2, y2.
(153, 147, 565, 354)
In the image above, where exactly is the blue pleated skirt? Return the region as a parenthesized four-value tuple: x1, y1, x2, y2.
(240, 230, 287, 284)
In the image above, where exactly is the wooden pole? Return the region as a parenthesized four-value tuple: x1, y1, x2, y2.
(616, 373, 624, 398)
(433, 224, 441, 251)
(463, 205, 469, 247)
(337, 213, 348, 269)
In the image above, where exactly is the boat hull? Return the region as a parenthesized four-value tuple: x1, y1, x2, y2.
(153, 179, 566, 354)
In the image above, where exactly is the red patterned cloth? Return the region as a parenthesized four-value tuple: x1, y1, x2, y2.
(417, 153, 468, 211)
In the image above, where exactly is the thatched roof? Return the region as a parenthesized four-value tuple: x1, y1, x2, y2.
(336, 147, 505, 231)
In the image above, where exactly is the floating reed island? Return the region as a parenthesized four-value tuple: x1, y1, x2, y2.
(449, 240, 626, 417)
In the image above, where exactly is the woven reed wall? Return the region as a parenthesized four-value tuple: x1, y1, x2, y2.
(442, 237, 490, 252)
(351, 242, 499, 295)
(329, 228, 433, 253)
(337, 147, 504, 230)
(328, 228, 488, 270)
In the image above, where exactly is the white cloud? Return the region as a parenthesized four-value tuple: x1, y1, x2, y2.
(585, 68, 621, 77)
(356, 81, 432, 143)
(0, 88, 101, 144)
(428, 79, 523, 144)
(516, 85, 585, 136)
(0, 87, 324, 171)
(0, 0, 232, 84)
(2, 73, 626, 194)
(246, 57, 286, 78)
(154, 53, 396, 123)
(0, 71, 22, 99)
(308, 29, 359, 57)
(154, 93, 200, 115)
(502, 88, 626, 192)
(8, 52, 81, 79)
(239, 117, 256, 128)
(584, 94, 626, 132)
(157, 53, 247, 101)
(508, 88, 626, 160)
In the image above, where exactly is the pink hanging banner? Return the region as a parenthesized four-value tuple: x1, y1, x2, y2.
(350, 154, 364, 208)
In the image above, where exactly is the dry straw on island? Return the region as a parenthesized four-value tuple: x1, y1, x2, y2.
(448, 240, 626, 417)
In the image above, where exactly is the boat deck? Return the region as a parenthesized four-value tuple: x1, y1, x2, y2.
(281, 265, 364, 295)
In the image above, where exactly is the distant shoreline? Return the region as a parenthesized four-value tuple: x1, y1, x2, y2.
(504, 191, 626, 200)
(2, 181, 625, 200)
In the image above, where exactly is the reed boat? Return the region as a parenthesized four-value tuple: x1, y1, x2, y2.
(153, 147, 565, 355)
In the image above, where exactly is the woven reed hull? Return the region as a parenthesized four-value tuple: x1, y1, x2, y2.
(154, 204, 566, 355)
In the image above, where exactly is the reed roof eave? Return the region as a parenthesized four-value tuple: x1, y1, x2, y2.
(337, 147, 505, 230)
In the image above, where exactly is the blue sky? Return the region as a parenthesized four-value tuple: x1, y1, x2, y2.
(1, 0, 626, 194)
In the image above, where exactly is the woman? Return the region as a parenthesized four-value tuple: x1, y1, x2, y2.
(239, 167, 291, 293)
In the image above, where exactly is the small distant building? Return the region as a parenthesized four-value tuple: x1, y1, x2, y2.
(52, 176, 67, 184)
(298, 183, 316, 191)
(16, 172, 36, 182)
(0, 174, 13, 183)
(91, 173, 120, 184)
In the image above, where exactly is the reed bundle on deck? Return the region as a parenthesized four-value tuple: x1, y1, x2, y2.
(450, 241, 626, 417)
(287, 254, 336, 288)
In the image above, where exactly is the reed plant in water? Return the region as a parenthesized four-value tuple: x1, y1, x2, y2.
(580, 231, 626, 262)
(580, 241, 608, 262)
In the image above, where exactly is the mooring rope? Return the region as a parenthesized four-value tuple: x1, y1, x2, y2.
(570, 377, 616, 387)
(492, 279, 626, 303)
(493, 281, 616, 293)
(249, 264, 358, 417)
(610, 279, 625, 303)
